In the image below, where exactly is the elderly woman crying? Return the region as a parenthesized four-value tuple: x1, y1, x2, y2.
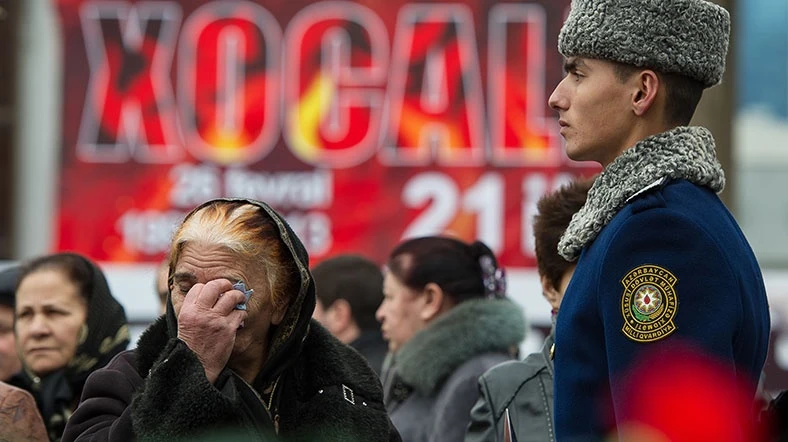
(63, 199, 399, 442)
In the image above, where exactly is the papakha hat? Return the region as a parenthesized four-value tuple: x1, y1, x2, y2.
(558, 0, 730, 88)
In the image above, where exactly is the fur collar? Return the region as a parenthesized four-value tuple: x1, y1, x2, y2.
(558, 126, 725, 260)
(395, 298, 525, 396)
(134, 316, 170, 378)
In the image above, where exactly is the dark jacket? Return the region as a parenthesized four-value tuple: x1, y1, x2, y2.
(553, 127, 770, 440)
(350, 330, 388, 376)
(383, 298, 526, 442)
(465, 330, 555, 442)
(62, 199, 400, 442)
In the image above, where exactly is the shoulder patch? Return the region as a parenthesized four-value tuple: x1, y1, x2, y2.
(620, 265, 678, 343)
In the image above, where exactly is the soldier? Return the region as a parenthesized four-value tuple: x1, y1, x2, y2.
(547, 0, 770, 440)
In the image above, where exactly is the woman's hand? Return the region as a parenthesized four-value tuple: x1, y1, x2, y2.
(176, 279, 248, 384)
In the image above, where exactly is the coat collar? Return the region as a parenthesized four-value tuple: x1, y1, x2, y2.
(541, 327, 555, 378)
(558, 126, 725, 260)
(134, 316, 170, 378)
(392, 298, 525, 396)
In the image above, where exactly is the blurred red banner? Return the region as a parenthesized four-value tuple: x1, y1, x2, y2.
(55, 0, 595, 266)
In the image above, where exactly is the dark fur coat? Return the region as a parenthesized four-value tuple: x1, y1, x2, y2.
(62, 318, 397, 442)
(63, 200, 399, 442)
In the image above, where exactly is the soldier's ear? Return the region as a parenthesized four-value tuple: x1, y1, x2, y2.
(631, 69, 660, 118)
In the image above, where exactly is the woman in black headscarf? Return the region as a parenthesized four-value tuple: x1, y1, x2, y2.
(62, 199, 398, 442)
(10, 253, 129, 441)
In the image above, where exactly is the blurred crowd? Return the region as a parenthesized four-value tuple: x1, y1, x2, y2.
(0, 183, 782, 441)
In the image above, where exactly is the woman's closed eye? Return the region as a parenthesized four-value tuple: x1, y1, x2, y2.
(176, 284, 193, 295)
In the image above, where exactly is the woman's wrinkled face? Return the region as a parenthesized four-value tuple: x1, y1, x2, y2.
(15, 270, 88, 377)
(376, 271, 426, 353)
(171, 242, 284, 361)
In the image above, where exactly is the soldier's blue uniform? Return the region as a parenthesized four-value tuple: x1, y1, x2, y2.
(549, 0, 767, 438)
(554, 177, 770, 439)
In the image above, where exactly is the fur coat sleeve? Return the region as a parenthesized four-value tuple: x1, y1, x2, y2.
(60, 350, 140, 442)
(62, 341, 276, 442)
(63, 323, 399, 442)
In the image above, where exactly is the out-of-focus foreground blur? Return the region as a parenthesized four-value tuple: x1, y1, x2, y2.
(2, 0, 788, 393)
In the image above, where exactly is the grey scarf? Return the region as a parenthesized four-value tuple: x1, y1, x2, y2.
(558, 126, 726, 261)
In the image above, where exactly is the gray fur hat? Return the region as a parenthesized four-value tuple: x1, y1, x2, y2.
(558, 0, 730, 88)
